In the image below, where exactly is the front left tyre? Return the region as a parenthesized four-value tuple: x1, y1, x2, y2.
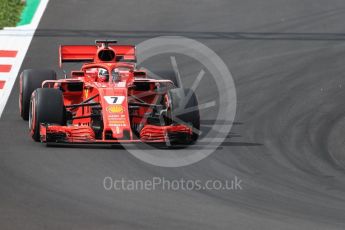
(166, 88, 200, 144)
(29, 88, 65, 142)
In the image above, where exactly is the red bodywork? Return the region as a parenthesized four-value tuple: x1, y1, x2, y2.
(38, 41, 192, 144)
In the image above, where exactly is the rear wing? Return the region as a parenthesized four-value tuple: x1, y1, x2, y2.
(59, 44, 136, 67)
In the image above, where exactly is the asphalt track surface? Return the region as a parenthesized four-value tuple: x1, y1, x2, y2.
(2, 0, 345, 229)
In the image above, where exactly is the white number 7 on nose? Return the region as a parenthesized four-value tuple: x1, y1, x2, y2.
(104, 96, 125, 104)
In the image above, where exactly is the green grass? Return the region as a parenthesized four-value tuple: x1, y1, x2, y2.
(0, 0, 25, 29)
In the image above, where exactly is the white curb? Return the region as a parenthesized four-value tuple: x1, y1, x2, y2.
(0, 0, 49, 118)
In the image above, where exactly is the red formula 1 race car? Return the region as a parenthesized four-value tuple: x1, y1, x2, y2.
(19, 40, 200, 146)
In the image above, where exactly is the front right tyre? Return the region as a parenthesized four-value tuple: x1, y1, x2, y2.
(29, 88, 65, 142)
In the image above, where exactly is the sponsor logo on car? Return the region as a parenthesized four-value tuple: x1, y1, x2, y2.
(109, 119, 126, 127)
(106, 105, 124, 113)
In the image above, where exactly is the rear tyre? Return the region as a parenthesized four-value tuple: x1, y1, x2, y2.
(19, 69, 56, 120)
(29, 88, 65, 142)
(167, 88, 200, 144)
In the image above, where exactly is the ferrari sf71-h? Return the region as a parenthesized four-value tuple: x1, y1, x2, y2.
(19, 40, 200, 146)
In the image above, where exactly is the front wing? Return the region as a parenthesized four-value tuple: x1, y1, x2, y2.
(40, 124, 192, 144)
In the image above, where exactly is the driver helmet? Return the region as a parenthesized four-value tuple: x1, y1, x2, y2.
(98, 68, 109, 82)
